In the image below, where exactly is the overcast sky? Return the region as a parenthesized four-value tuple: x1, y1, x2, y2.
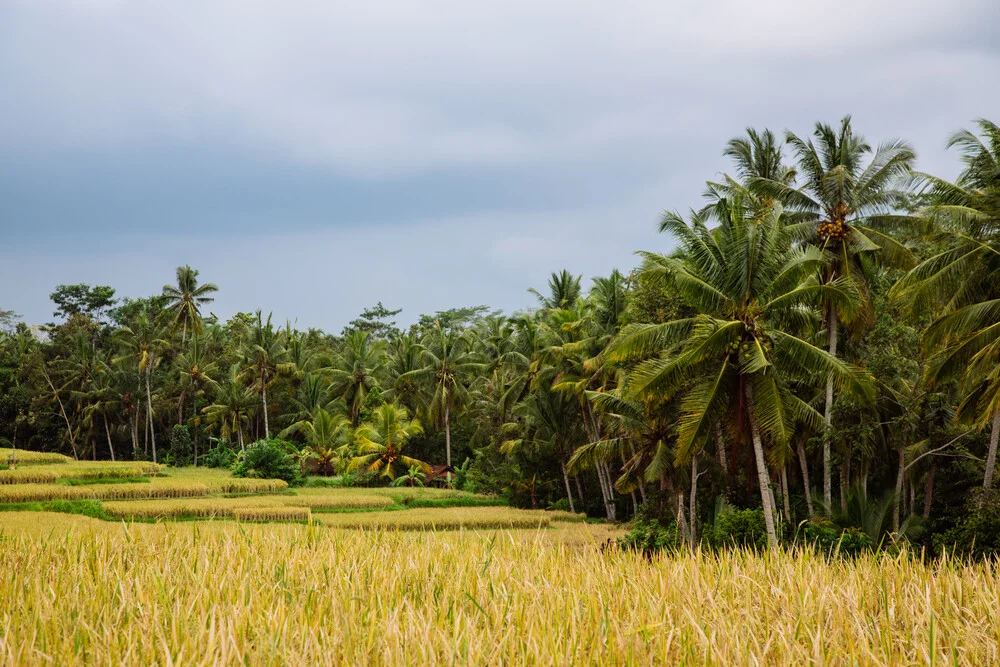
(1, 0, 998, 331)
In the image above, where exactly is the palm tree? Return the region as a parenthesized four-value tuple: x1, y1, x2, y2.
(114, 312, 167, 462)
(751, 116, 916, 508)
(175, 333, 218, 465)
(328, 330, 386, 426)
(893, 119, 1000, 488)
(202, 363, 254, 450)
(161, 265, 218, 344)
(291, 408, 353, 475)
(529, 270, 582, 311)
(348, 403, 426, 481)
(237, 311, 288, 438)
(608, 201, 870, 546)
(402, 321, 484, 468)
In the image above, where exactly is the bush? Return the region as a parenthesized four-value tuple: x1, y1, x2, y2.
(617, 519, 682, 555)
(168, 426, 193, 467)
(203, 440, 237, 469)
(934, 490, 1000, 559)
(232, 439, 301, 486)
(798, 519, 874, 557)
(706, 504, 768, 551)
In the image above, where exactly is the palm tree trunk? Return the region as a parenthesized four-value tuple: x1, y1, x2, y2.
(42, 365, 79, 460)
(745, 382, 778, 548)
(146, 365, 157, 463)
(675, 491, 688, 543)
(716, 425, 728, 478)
(689, 455, 698, 546)
(923, 463, 937, 519)
(444, 403, 451, 467)
(237, 424, 245, 451)
(574, 476, 585, 505)
(797, 441, 814, 516)
(560, 459, 576, 514)
(103, 412, 116, 461)
(823, 304, 837, 511)
(781, 465, 792, 523)
(893, 444, 904, 532)
(261, 374, 269, 438)
(983, 411, 1000, 490)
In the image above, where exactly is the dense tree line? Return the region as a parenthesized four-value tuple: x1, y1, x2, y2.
(2, 116, 999, 553)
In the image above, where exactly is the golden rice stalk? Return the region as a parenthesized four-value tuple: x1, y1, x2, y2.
(314, 507, 554, 530)
(2, 521, 997, 664)
(205, 478, 289, 494)
(0, 469, 60, 485)
(0, 448, 72, 465)
(0, 481, 209, 504)
(232, 506, 311, 522)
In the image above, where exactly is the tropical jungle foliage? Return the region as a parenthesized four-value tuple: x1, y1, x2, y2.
(3, 117, 1000, 555)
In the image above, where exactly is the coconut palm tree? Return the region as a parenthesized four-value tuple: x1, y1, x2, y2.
(751, 116, 917, 507)
(401, 321, 484, 468)
(529, 270, 582, 311)
(175, 333, 219, 464)
(348, 403, 426, 481)
(328, 330, 386, 426)
(290, 408, 353, 475)
(161, 265, 218, 344)
(202, 363, 255, 450)
(893, 119, 1000, 488)
(608, 201, 871, 546)
(237, 311, 288, 438)
(114, 312, 168, 462)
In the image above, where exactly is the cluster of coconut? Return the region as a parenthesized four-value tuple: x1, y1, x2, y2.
(818, 218, 851, 241)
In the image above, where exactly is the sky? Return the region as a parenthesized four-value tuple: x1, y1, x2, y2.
(1, 0, 998, 331)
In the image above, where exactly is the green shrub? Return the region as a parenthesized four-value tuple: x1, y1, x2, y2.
(934, 490, 1000, 559)
(232, 439, 301, 486)
(168, 426, 193, 467)
(798, 519, 874, 556)
(203, 440, 237, 469)
(617, 519, 682, 555)
(706, 505, 769, 550)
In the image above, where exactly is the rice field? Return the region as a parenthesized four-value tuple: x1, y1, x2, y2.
(1, 461, 996, 664)
(1, 515, 997, 665)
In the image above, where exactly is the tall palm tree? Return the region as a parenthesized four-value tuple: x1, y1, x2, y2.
(328, 330, 386, 426)
(202, 363, 254, 450)
(609, 201, 870, 546)
(162, 265, 218, 344)
(752, 116, 916, 507)
(175, 333, 218, 464)
(529, 270, 582, 311)
(291, 408, 353, 475)
(237, 311, 288, 438)
(402, 321, 484, 468)
(893, 119, 1000, 488)
(114, 312, 167, 462)
(348, 403, 426, 481)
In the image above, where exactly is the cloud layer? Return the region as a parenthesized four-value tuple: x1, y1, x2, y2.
(2, 0, 998, 329)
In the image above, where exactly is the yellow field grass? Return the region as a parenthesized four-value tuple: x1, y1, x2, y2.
(102, 493, 390, 519)
(0, 480, 210, 504)
(0, 448, 72, 465)
(0, 516, 996, 664)
(313, 506, 583, 530)
(0, 462, 164, 484)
